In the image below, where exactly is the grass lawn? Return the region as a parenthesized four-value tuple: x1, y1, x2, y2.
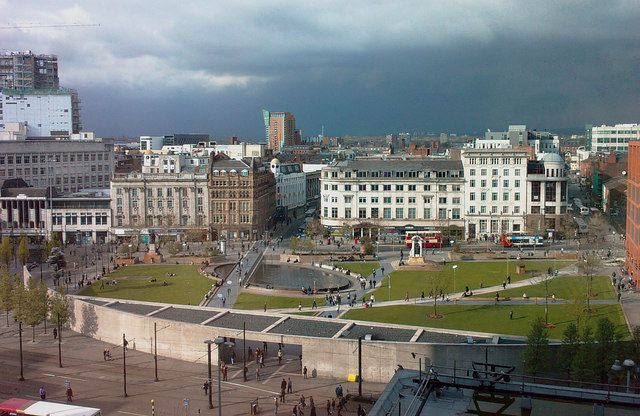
(234, 293, 323, 310)
(343, 303, 628, 339)
(335, 262, 380, 277)
(79, 264, 214, 305)
(371, 260, 575, 301)
(490, 275, 615, 300)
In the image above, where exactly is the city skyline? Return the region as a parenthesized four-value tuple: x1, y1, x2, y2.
(3, 0, 640, 138)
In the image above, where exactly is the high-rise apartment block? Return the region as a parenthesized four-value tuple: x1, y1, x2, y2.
(263, 110, 297, 151)
(0, 88, 82, 136)
(0, 50, 59, 90)
(587, 124, 640, 153)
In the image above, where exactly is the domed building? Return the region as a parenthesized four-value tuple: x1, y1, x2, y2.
(526, 152, 569, 237)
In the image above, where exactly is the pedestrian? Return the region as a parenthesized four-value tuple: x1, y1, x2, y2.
(331, 399, 336, 413)
(509, 310, 513, 320)
(309, 403, 317, 416)
(303, 366, 308, 379)
(326, 399, 332, 415)
(507, 275, 511, 284)
(248, 346, 253, 361)
(263, 341, 268, 353)
(260, 353, 265, 368)
(256, 367, 261, 381)
(287, 377, 293, 393)
(502, 281, 506, 289)
(298, 302, 302, 311)
(292, 405, 298, 416)
(312, 299, 317, 309)
(618, 292, 622, 302)
(203, 380, 209, 395)
(278, 348, 283, 364)
(281, 378, 287, 402)
(274, 396, 280, 414)
(223, 365, 228, 381)
(404, 292, 409, 301)
(66, 387, 73, 402)
(495, 292, 499, 302)
(39, 386, 46, 400)
(357, 404, 365, 416)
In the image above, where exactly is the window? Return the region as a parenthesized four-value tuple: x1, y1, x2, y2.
(514, 206, 520, 214)
(514, 193, 520, 201)
(344, 196, 353, 203)
(452, 197, 460, 204)
(503, 180, 509, 187)
(438, 208, 447, 219)
(344, 171, 352, 178)
(423, 208, 431, 218)
(503, 192, 509, 201)
(371, 197, 379, 203)
(503, 169, 509, 176)
(396, 197, 404, 204)
(470, 169, 476, 176)
(492, 179, 498, 187)
(514, 180, 520, 187)
(515, 169, 521, 176)
(438, 185, 447, 191)
(371, 185, 379, 191)
(424, 185, 431, 191)
(469, 206, 476, 214)
(331, 207, 338, 218)
(492, 169, 498, 176)
(331, 197, 338, 203)
(396, 185, 404, 191)
(359, 208, 367, 218)
(395, 208, 404, 219)
(408, 185, 416, 191)
(331, 185, 338, 191)
(481, 180, 486, 187)
(452, 185, 461, 191)
(323, 207, 328, 217)
(492, 206, 498, 214)
(452, 208, 460, 219)
(344, 208, 351, 219)
(358, 197, 367, 204)
(470, 192, 475, 201)
(371, 207, 379, 218)
(492, 192, 498, 201)
(470, 180, 475, 187)
(408, 197, 416, 204)
(383, 185, 391, 191)
(383, 208, 392, 219)
(480, 169, 486, 175)
(480, 206, 486, 214)
(359, 184, 367, 191)
(438, 197, 447, 204)
(344, 185, 352, 191)
(408, 208, 416, 219)
(480, 192, 486, 201)
(383, 197, 392, 204)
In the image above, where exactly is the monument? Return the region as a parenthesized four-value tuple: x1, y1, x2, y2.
(407, 235, 425, 264)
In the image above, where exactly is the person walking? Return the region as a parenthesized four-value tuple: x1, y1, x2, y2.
(326, 399, 332, 415)
(274, 396, 279, 414)
(53, 327, 58, 339)
(509, 310, 513, 320)
(278, 348, 283, 364)
(256, 366, 261, 381)
(39, 386, 46, 400)
(309, 403, 317, 416)
(66, 387, 73, 402)
(280, 378, 287, 403)
(203, 380, 209, 395)
(287, 377, 293, 393)
(303, 366, 308, 379)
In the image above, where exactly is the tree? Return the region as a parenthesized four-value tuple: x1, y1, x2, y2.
(22, 278, 46, 341)
(289, 237, 300, 253)
(424, 271, 448, 319)
(571, 326, 596, 384)
(587, 213, 609, 250)
(165, 242, 181, 256)
(17, 235, 30, 267)
(522, 317, 549, 377)
(577, 254, 602, 313)
(305, 218, 324, 238)
(566, 285, 587, 330)
(595, 317, 620, 383)
(559, 322, 580, 379)
(532, 267, 554, 325)
(12, 279, 28, 324)
(0, 271, 14, 326)
(631, 326, 640, 364)
(360, 237, 374, 255)
(49, 288, 70, 367)
(0, 237, 12, 268)
(42, 237, 61, 258)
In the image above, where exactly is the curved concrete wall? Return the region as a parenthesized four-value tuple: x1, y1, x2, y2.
(69, 297, 555, 383)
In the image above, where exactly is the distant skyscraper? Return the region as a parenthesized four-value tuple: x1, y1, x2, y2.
(262, 110, 297, 152)
(0, 50, 59, 90)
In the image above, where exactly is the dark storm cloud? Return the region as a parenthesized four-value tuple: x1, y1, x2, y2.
(2, 0, 640, 137)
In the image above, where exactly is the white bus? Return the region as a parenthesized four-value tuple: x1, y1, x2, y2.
(573, 198, 590, 215)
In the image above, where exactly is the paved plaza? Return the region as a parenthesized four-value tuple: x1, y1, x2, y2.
(0, 318, 384, 415)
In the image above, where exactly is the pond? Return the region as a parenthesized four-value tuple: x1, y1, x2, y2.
(251, 264, 351, 292)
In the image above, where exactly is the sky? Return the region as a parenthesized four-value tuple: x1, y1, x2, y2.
(2, 0, 640, 139)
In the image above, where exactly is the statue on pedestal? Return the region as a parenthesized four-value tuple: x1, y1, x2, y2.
(407, 235, 425, 264)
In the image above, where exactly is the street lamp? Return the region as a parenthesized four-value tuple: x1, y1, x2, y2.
(204, 340, 214, 409)
(452, 265, 458, 294)
(611, 359, 636, 393)
(213, 336, 234, 416)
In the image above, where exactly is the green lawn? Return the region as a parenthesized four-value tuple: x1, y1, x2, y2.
(79, 264, 214, 305)
(343, 303, 628, 339)
(371, 260, 575, 301)
(491, 275, 615, 300)
(335, 262, 380, 277)
(234, 293, 323, 310)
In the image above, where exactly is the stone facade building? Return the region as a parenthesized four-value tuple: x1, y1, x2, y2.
(209, 155, 275, 240)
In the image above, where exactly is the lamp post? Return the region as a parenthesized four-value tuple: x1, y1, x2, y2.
(213, 336, 234, 416)
(611, 359, 636, 393)
(204, 340, 214, 409)
(452, 265, 458, 295)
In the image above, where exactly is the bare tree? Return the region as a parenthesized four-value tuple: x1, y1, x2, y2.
(587, 213, 609, 251)
(425, 270, 448, 319)
(577, 254, 602, 313)
(532, 268, 554, 326)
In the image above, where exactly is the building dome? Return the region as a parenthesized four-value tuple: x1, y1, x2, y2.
(270, 158, 281, 175)
(541, 153, 564, 164)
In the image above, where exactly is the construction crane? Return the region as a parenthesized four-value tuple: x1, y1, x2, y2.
(0, 23, 100, 30)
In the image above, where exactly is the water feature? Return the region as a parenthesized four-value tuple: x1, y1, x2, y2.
(251, 264, 351, 292)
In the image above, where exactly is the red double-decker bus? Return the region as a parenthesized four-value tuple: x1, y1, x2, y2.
(404, 230, 443, 248)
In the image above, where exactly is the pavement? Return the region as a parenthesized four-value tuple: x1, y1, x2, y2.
(0, 318, 384, 416)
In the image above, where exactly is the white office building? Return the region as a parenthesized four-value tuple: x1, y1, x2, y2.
(461, 149, 529, 240)
(0, 88, 81, 136)
(270, 158, 307, 217)
(588, 124, 640, 153)
(320, 159, 465, 239)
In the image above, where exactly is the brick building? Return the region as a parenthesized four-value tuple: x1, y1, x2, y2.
(625, 142, 639, 290)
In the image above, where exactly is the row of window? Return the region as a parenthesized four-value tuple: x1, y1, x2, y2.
(595, 138, 631, 144)
(115, 187, 205, 197)
(323, 206, 461, 220)
(0, 170, 109, 184)
(326, 195, 461, 205)
(323, 183, 462, 192)
(51, 212, 109, 226)
(469, 168, 522, 177)
(466, 157, 524, 165)
(323, 170, 462, 179)
(469, 191, 521, 202)
(469, 179, 521, 188)
(0, 152, 109, 165)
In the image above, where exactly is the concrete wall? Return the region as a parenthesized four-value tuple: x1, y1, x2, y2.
(69, 298, 557, 383)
